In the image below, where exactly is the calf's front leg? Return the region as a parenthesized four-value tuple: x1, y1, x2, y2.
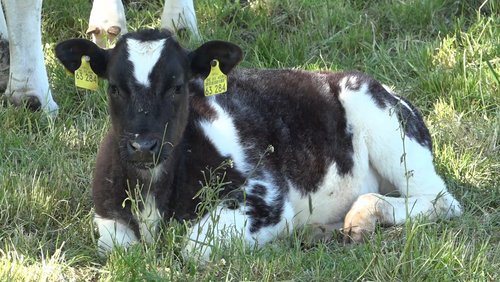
(183, 199, 294, 263)
(94, 215, 139, 255)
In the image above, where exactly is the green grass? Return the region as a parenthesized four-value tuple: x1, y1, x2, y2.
(1, 0, 499, 280)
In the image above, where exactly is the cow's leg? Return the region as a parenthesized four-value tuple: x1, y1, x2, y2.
(2, 0, 58, 116)
(339, 78, 462, 241)
(87, 0, 127, 48)
(161, 0, 200, 39)
(183, 188, 294, 263)
(0, 4, 9, 92)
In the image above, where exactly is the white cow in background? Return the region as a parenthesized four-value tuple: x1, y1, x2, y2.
(0, 0, 198, 116)
(88, 0, 198, 48)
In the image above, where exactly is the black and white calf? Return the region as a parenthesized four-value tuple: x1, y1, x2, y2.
(55, 29, 462, 262)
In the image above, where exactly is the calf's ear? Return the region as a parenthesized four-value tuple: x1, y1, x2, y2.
(189, 40, 243, 78)
(55, 39, 109, 78)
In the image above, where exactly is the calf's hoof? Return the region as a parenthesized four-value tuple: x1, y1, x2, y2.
(301, 222, 343, 246)
(342, 222, 375, 244)
(342, 194, 379, 243)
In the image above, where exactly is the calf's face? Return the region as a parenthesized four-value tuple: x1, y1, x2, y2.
(56, 30, 243, 169)
(106, 35, 190, 168)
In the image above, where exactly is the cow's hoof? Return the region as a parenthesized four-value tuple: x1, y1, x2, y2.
(7, 88, 58, 117)
(87, 25, 123, 48)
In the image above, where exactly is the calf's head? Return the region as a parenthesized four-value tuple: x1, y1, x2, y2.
(56, 29, 242, 169)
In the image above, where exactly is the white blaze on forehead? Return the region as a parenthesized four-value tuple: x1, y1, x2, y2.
(126, 38, 166, 87)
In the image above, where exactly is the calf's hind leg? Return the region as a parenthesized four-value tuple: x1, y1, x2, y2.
(343, 190, 462, 242)
(343, 138, 462, 242)
(340, 85, 462, 242)
(343, 145, 462, 241)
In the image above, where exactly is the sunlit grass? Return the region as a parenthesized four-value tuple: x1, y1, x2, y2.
(0, 0, 498, 280)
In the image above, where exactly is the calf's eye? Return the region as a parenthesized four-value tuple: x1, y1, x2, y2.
(174, 85, 183, 94)
(109, 85, 120, 97)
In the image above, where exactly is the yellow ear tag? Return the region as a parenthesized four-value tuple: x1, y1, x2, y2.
(204, 59, 227, 96)
(75, 56, 98, 91)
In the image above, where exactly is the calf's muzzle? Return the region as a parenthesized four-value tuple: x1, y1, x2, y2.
(126, 136, 161, 165)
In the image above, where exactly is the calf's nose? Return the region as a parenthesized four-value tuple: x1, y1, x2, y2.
(127, 138, 160, 155)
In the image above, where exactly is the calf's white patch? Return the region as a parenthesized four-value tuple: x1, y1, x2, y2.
(127, 38, 166, 87)
(198, 99, 250, 173)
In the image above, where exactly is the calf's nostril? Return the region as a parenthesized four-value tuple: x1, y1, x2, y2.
(141, 139, 157, 152)
(127, 139, 160, 154)
(149, 140, 159, 153)
(128, 140, 141, 152)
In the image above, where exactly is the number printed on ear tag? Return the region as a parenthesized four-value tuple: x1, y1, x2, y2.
(204, 59, 227, 96)
(75, 56, 98, 91)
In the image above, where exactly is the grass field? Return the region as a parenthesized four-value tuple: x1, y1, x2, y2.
(1, 0, 499, 280)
